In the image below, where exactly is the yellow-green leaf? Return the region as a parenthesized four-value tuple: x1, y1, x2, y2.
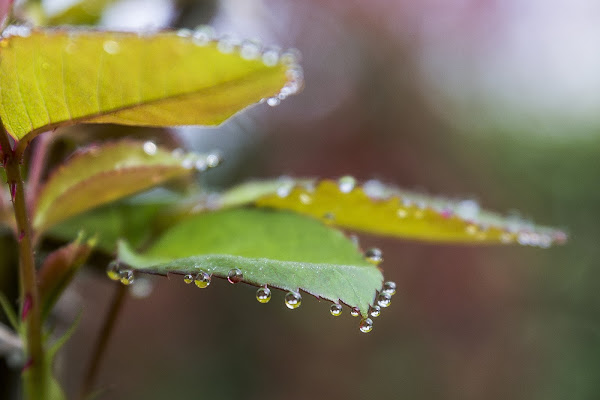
(195, 178, 567, 246)
(0, 27, 301, 142)
(33, 140, 210, 234)
(45, 0, 119, 26)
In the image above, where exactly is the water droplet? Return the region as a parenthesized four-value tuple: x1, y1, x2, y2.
(338, 176, 356, 193)
(194, 271, 211, 288)
(192, 25, 215, 46)
(143, 141, 157, 155)
(359, 318, 373, 333)
(377, 292, 392, 308)
(119, 270, 135, 286)
(171, 148, 184, 158)
(369, 305, 381, 318)
(323, 212, 336, 223)
(382, 281, 397, 295)
(106, 262, 120, 281)
(363, 179, 386, 199)
(65, 41, 77, 54)
(330, 303, 342, 316)
(206, 152, 222, 168)
(130, 276, 153, 298)
(256, 287, 271, 303)
(350, 307, 360, 317)
(276, 181, 294, 198)
(176, 28, 192, 38)
(456, 199, 480, 220)
(217, 35, 237, 53)
(262, 47, 280, 67)
(266, 97, 280, 107)
(227, 268, 243, 284)
(299, 193, 312, 204)
(466, 224, 478, 235)
(280, 48, 301, 66)
(103, 40, 120, 55)
(195, 159, 207, 171)
(183, 274, 194, 284)
(240, 39, 261, 60)
(364, 248, 383, 265)
(181, 156, 195, 169)
(397, 208, 408, 218)
(284, 291, 302, 309)
(413, 209, 425, 219)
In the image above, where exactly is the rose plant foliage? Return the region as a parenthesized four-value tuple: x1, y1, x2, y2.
(0, 1, 566, 399)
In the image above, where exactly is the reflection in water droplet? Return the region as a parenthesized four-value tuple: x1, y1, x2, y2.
(143, 141, 157, 155)
(338, 176, 356, 193)
(382, 281, 397, 295)
(103, 40, 120, 55)
(267, 97, 280, 107)
(194, 271, 211, 288)
(364, 248, 383, 265)
(256, 287, 271, 303)
(350, 307, 360, 317)
(192, 25, 214, 46)
(369, 305, 381, 318)
(359, 318, 373, 333)
(119, 270, 134, 285)
(377, 292, 392, 308)
(330, 303, 342, 316)
(106, 262, 120, 281)
(227, 268, 243, 284)
(285, 291, 302, 309)
(183, 274, 194, 284)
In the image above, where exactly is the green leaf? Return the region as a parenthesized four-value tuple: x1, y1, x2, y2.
(118, 209, 383, 316)
(0, 27, 301, 142)
(33, 140, 207, 234)
(198, 178, 567, 246)
(38, 235, 94, 320)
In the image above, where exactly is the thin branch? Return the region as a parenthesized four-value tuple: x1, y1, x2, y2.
(80, 283, 128, 400)
(0, 127, 45, 399)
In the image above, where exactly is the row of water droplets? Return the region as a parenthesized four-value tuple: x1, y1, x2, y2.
(140, 140, 224, 172)
(275, 175, 563, 247)
(176, 25, 304, 107)
(106, 246, 395, 334)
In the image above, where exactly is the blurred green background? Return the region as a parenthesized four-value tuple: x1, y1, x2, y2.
(3, 0, 600, 399)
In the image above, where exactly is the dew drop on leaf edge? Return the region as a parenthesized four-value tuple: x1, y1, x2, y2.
(365, 248, 383, 265)
(119, 270, 134, 286)
(350, 307, 360, 317)
(382, 281, 397, 295)
(377, 292, 392, 308)
(256, 287, 272, 304)
(369, 305, 381, 318)
(227, 268, 243, 284)
(285, 291, 302, 309)
(106, 262, 120, 281)
(359, 318, 373, 333)
(330, 304, 342, 316)
(183, 274, 194, 284)
(194, 272, 211, 288)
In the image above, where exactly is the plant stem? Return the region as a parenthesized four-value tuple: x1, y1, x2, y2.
(80, 283, 128, 400)
(0, 128, 45, 399)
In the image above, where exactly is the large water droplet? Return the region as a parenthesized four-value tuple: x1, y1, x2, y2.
(350, 307, 360, 317)
(194, 272, 211, 288)
(183, 274, 194, 284)
(227, 268, 243, 284)
(192, 25, 214, 46)
(106, 262, 120, 281)
(377, 292, 392, 308)
(359, 318, 373, 333)
(119, 270, 134, 286)
(256, 287, 271, 304)
(365, 248, 383, 265)
(285, 291, 302, 309)
(330, 303, 342, 316)
(368, 305, 381, 318)
(338, 176, 356, 193)
(382, 281, 397, 295)
(143, 141, 157, 155)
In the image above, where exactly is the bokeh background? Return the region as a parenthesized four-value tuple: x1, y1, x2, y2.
(2, 0, 600, 399)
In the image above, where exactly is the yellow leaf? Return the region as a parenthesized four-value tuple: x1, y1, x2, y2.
(0, 27, 301, 142)
(243, 178, 566, 246)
